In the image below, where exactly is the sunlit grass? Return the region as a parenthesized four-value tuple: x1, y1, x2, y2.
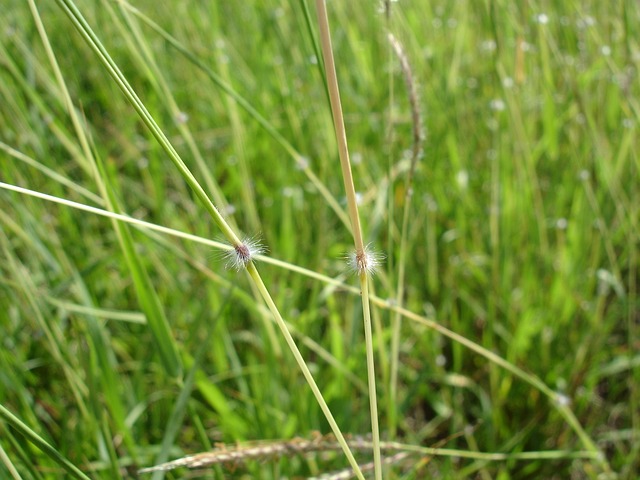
(0, 1, 637, 478)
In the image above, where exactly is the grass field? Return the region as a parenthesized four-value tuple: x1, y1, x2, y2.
(0, 1, 638, 478)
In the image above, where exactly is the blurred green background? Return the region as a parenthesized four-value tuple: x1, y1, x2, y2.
(0, 1, 638, 478)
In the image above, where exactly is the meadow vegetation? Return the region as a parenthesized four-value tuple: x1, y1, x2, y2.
(0, 1, 638, 478)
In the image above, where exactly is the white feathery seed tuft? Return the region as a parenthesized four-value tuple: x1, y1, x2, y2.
(346, 244, 384, 276)
(224, 237, 265, 271)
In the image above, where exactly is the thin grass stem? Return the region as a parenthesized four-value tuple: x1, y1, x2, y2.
(0, 404, 91, 480)
(387, 31, 424, 441)
(314, 1, 382, 478)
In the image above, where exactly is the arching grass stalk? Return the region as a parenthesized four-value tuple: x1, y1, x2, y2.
(54, 0, 364, 477)
(314, 1, 383, 479)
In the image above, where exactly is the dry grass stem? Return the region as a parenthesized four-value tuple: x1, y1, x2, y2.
(138, 433, 412, 474)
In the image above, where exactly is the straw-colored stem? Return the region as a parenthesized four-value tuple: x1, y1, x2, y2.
(314, 0, 364, 254)
(314, 1, 382, 479)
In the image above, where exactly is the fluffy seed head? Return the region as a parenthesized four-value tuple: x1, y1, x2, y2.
(347, 245, 384, 276)
(224, 237, 265, 271)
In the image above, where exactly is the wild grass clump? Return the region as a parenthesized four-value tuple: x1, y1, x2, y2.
(0, 1, 637, 479)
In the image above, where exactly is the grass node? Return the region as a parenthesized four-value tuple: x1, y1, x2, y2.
(223, 236, 266, 271)
(346, 244, 384, 277)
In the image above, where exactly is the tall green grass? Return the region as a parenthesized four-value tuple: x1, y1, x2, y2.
(0, 1, 637, 478)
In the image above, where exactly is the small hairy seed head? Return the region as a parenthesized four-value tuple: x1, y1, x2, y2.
(224, 237, 265, 271)
(347, 245, 383, 276)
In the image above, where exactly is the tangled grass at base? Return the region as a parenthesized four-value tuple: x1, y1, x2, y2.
(0, 1, 638, 479)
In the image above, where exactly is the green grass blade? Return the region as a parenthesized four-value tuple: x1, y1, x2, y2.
(147, 290, 232, 479)
(0, 440, 23, 480)
(96, 156, 183, 377)
(0, 404, 91, 480)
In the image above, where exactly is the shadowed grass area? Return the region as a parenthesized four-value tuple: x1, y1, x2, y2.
(0, 1, 638, 478)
